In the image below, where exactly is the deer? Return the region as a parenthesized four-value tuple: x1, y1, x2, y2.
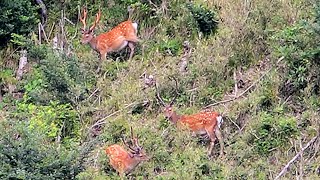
(105, 127, 149, 177)
(79, 7, 139, 68)
(156, 77, 224, 158)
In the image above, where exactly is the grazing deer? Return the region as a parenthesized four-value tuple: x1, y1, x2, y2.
(156, 78, 224, 157)
(79, 7, 139, 64)
(105, 127, 148, 177)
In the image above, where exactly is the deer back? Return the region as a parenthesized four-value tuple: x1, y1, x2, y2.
(179, 111, 221, 132)
(95, 20, 138, 53)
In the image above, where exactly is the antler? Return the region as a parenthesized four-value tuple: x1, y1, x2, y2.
(131, 127, 141, 150)
(80, 7, 87, 31)
(89, 9, 101, 32)
(121, 137, 136, 153)
(155, 77, 179, 106)
(169, 77, 178, 106)
(122, 127, 142, 154)
(155, 82, 166, 107)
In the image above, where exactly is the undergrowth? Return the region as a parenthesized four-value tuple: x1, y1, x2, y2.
(0, 0, 319, 179)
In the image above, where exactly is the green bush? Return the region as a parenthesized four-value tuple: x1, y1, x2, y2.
(159, 39, 182, 56)
(250, 112, 298, 155)
(187, 3, 219, 37)
(23, 50, 95, 105)
(0, 0, 39, 47)
(272, 12, 320, 95)
(273, 22, 312, 92)
(15, 100, 80, 142)
(0, 122, 84, 179)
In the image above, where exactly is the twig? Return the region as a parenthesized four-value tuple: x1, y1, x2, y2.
(274, 135, 319, 180)
(90, 103, 136, 129)
(203, 56, 284, 109)
(86, 88, 100, 101)
(64, 17, 75, 25)
(233, 70, 238, 96)
(38, 23, 41, 45)
(307, 134, 320, 163)
(48, 22, 56, 40)
(281, 95, 292, 107)
(225, 116, 241, 131)
(299, 138, 304, 180)
(40, 23, 49, 43)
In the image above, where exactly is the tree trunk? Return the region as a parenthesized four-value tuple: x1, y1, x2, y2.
(35, 0, 48, 26)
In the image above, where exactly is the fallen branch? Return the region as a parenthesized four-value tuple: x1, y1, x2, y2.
(274, 135, 319, 180)
(203, 56, 284, 109)
(90, 102, 136, 129)
(86, 88, 100, 101)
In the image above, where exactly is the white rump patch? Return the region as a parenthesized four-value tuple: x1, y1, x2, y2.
(132, 22, 138, 33)
(217, 115, 223, 128)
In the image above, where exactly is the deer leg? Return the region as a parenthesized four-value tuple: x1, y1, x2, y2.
(215, 126, 224, 157)
(128, 42, 135, 60)
(96, 52, 107, 73)
(205, 126, 216, 158)
(117, 163, 125, 180)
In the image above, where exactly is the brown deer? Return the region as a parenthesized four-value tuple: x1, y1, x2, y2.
(79, 7, 139, 64)
(156, 77, 224, 157)
(105, 127, 148, 177)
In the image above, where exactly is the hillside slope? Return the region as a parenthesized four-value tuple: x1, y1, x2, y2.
(0, 0, 319, 179)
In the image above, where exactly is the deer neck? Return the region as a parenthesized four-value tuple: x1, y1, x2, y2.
(88, 37, 98, 51)
(125, 155, 143, 174)
(169, 111, 181, 124)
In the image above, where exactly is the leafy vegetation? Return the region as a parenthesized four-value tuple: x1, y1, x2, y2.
(0, 0, 319, 179)
(0, 0, 39, 47)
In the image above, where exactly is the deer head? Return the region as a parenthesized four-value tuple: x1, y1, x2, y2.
(156, 77, 180, 123)
(79, 7, 101, 44)
(105, 127, 149, 176)
(156, 78, 224, 158)
(121, 127, 148, 160)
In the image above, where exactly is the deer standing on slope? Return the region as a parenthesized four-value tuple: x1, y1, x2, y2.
(105, 127, 148, 177)
(156, 78, 224, 157)
(79, 7, 139, 67)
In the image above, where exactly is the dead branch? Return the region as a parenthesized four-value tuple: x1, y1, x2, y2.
(39, 23, 48, 43)
(86, 88, 100, 101)
(64, 17, 75, 26)
(90, 103, 136, 130)
(179, 41, 192, 73)
(48, 22, 56, 40)
(16, 50, 28, 80)
(52, 35, 58, 50)
(274, 135, 319, 180)
(308, 133, 320, 163)
(38, 23, 41, 45)
(233, 70, 238, 96)
(225, 116, 241, 131)
(203, 56, 284, 109)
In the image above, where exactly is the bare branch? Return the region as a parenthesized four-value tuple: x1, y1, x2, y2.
(274, 135, 319, 180)
(16, 50, 28, 80)
(203, 56, 284, 109)
(90, 103, 136, 129)
(179, 41, 192, 73)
